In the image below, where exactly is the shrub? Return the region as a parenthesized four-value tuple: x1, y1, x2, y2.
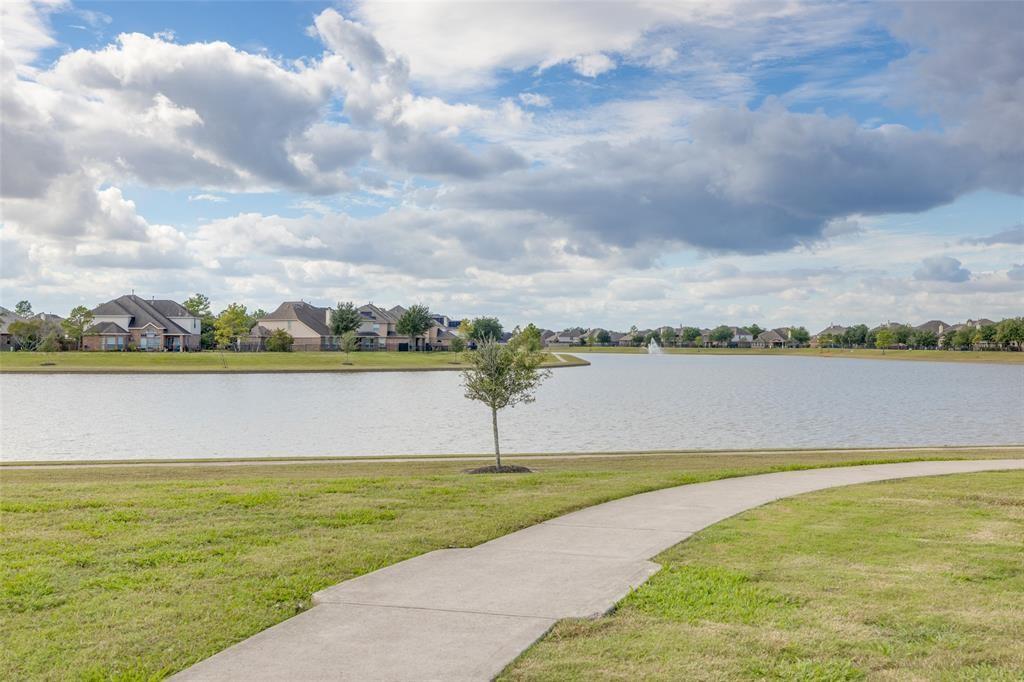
(265, 329, 294, 352)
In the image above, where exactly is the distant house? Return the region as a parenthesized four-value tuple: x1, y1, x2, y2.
(752, 329, 788, 348)
(252, 301, 452, 351)
(82, 295, 200, 351)
(0, 306, 18, 351)
(811, 324, 848, 347)
(729, 326, 754, 347)
(251, 301, 334, 351)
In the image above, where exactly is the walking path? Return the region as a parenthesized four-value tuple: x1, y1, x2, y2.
(174, 458, 1024, 681)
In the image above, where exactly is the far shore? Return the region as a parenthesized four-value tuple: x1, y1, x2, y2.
(0, 350, 589, 374)
(568, 345, 1024, 364)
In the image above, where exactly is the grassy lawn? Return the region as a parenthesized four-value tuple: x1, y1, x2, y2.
(571, 346, 1024, 364)
(0, 448, 1019, 680)
(503, 470, 1024, 681)
(0, 350, 587, 373)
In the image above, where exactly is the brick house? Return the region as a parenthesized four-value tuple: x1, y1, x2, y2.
(82, 295, 200, 351)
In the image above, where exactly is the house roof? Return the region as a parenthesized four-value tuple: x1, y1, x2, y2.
(92, 295, 194, 335)
(85, 321, 129, 335)
(260, 301, 331, 336)
(815, 324, 848, 337)
(915, 320, 950, 333)
(359, 303, 397, 323)
(388, 305, 408, 319)
(0, 307, 19, 334)
(757, 330, 787, 343)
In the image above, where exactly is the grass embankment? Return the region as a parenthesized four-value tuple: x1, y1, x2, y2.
(0, 350, 587, 373)
(0, 448, 1019, 680)
(504, 470, 1024, 680)
(570, 346, 1024, 364)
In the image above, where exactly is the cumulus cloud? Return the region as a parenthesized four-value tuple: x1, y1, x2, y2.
(914, 256, 972, 283)
(571, 53, 616, 77)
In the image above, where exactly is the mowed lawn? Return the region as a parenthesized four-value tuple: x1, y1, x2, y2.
(0, 350, 586, 373)
(571, 346, 1024, 364)
(503, 471, 1024, 681)
(0, 449, 1019, 680)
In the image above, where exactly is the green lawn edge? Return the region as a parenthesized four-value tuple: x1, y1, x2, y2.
(569, 346, 1024, 364)
(0, 351, 589, 373)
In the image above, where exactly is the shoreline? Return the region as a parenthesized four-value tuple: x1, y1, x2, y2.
(567, 346, 1023, 364)
(0, 352, 589, 374)
(4, 444, 1021, 469)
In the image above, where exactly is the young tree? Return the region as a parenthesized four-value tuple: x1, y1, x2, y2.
(469, 317, 503, 342)
(265, 328, 294, 352)
(995, 317, 1024, 349)
(680, 326, 702, 346)
(396, 304, 432, 351)
(710, 325, 733, 346)
(510, 323, 543, 352)
(61, 306, 95, 350)
(340, 330, 360, 361)
(790, 326, 810, 345)
(183, 293, 216, 349)
(875, 328, 895, 350)
(449, 336, 466, 353)
(14, 300, 32, 317)
(214, 303, 251, 349)
(461, 340, 550, 470)
(330, 301, 362, 337)
(8, 318, 43, 350)
(952, 327, 975, 349)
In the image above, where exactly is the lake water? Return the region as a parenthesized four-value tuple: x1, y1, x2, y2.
(1, 354, 1021, 461)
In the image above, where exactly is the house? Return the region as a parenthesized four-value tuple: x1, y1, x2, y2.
(729, 326, 754, 347)
(82, 295, 200, 351)
(0, 306, 19, 351)
(811, 324, 848, 347)
(251, 301, 334, 351)
(752, 329, 788, 348)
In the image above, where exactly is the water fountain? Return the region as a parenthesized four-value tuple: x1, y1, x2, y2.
(647, 338, 663, 354)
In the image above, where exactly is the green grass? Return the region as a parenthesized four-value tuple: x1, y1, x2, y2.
(502, 470, 1024, 681)
(571, 346, 1023, 364)
(0, 448, 1019, 680)
(0, 350, 587, 373)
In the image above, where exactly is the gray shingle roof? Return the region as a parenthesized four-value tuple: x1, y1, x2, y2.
(91, 295, 193, 335)
(260, 301, 331, 336)
(85, 321, 129, 334)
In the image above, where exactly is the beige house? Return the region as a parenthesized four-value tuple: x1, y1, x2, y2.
(82, 295, 200, 351)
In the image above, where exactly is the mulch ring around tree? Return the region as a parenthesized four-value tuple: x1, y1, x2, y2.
(464, 464, 534, 474)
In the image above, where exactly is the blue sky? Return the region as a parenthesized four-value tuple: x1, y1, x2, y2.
(1, 0, 1021, 329)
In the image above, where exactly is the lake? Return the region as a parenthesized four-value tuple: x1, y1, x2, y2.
(1, 354, 1021, 461)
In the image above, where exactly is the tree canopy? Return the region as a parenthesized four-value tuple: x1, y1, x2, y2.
(61, 306, 95, 350)
(396, 304, 433, 350)
(469, 317, 503, 342)
(214, 303, 251, 349)
(330, 302, 362, 336)
(265, 328, 294, 352)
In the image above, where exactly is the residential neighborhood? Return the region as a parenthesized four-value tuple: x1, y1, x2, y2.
(1, 294, 1021, 353)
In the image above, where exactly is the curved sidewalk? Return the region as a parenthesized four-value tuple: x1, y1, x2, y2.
(174, 458, 1024, 682)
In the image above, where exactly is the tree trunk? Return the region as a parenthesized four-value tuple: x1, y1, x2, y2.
(491, 406, 501, 469)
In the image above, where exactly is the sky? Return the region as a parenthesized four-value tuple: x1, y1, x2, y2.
(1, 0, 1021, 331)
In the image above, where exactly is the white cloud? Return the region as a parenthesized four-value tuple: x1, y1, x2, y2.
(571, 53, 616, 77)
(518, 92, 552, 108)
(188, 193, 227, 203)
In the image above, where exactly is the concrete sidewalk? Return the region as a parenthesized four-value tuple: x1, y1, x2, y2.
(174, 458, 1024, 681)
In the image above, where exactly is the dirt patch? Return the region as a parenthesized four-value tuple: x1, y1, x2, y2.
(464, 464, 534, 474)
